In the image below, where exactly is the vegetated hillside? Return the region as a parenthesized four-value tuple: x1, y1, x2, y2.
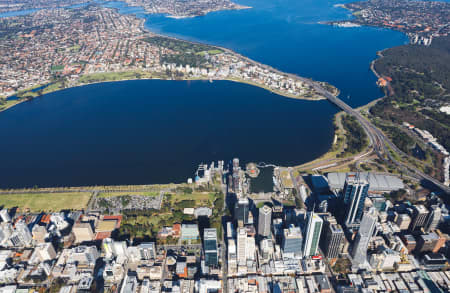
(341, 114, 368, 156)
(372, 36, 450, 151)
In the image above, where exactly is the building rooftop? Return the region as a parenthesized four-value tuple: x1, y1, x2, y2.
(415, 205, 428, 214)
(403, 234, 416, 242)
(327, 172, 404, 191)
(330, 223, 343, 233)
(204, 228, 217, 239)
(420, 232, 439, 242)
(284, 225, 302, 238)
(260, 205, 272, 215)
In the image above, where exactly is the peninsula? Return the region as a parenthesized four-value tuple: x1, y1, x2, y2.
(329, 0, 450, 45)
(0, 0, 92, 13)
(117, 0, 251, 18)
(309, 0, 450, 190)
(0, 5, 337, 112)
(0, 0, 251, 18)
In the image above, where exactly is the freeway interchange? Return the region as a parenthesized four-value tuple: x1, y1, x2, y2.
(310, 81, 450, 195)
(189, 40, 450, 194)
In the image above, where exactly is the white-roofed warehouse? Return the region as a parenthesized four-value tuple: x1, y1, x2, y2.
(327, 172, 404, 192)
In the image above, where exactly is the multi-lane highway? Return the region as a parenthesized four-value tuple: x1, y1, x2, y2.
(310, 82, 450, 195)
(197, 39, 450, 194)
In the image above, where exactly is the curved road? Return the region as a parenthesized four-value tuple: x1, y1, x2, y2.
(158, 34, 450, 194)
(310, 82, 450, 195)
(226, 44, 450, 194)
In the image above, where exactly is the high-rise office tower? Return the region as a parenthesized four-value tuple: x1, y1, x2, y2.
(343, 173, 370, 228)
(232, 158, 240, 194)
(369, 195, 387, 212)
(396, 214, 412, 231)
(282, 224, 303, 257)
(409, 205, 429, 231)
(321, 215, 345, 259)
(425, 206, 441, 232)
(0, 209, 11, 223)
(352, 208, 377, 267)
(14, 221, 33, 247)
(0, 223, 12, 246)
(235, 197, 249, 227)
(258, 205, 272, 237)
(203, 228, 218, 268)
(237, 227, 247, 266)
(303, 212, 323, 257)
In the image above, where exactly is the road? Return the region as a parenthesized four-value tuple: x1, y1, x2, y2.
(220, 175, 228, 293)
(309, 81, 450, 194)
(86, 190, 99, 212)
(241, 45, 450, 193)
(141, 34, 450, 193)
(236, 46, 450, 194)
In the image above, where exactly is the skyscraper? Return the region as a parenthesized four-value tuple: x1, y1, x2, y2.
(0, 209, 11, 223)
(258, 205, 272, 237)
(320, 215, 344, 259)
(12, 221, 33, 247)
(203, 228, 218, 268)
(232, 158, 240, 194)
(425, 206, 441, 232)
(352, 208, 377, 267)
(282, 224, 303, 257)
(303, 212, 323, 257)
(235, 197, 249, 227)
(237, 227, 247, 265)
(102, 238, 127, 259)
(343, 173, 369, 228)
(369, 195, 387, 212)
(409, 205, 429, 231)
(396, 214, 412, 231)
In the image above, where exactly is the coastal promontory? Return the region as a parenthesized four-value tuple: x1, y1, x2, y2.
(0, 5, 337, 111)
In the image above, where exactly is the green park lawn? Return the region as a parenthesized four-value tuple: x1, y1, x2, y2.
(98, 191, 160, 198)
(0, 192, 92, 212)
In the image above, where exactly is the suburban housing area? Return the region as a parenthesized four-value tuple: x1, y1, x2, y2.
(0, 6, 328, 106)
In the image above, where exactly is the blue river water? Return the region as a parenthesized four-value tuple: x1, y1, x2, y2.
(0, 0, 409, 188)
(0, 81, 336, 188)
(104, 0, 408, 108)
(0, 9, 38, 17)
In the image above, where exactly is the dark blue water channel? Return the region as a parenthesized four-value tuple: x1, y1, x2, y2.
(0, 0, 409, 188)
(106, 0, 408, 108)
(0, 81, 336, 188)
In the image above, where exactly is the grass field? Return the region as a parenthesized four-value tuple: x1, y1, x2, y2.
(168, 192, 216, 206)
(98, 191, 159, 198)
(0, 99, 22, 112)
(78, 71, 169, 84)
(0, 192, 92, 212)
(196, 49, 223, 56)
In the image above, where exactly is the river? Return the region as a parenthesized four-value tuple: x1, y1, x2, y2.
(0, 0, 408, 188)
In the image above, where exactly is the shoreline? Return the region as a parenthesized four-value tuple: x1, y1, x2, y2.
(164, 5, 252, 19)
(0, 1, 397, 190)
(291, 50, 389, 173)
(306, 2, 422, 174)
(0, 73, 328, 114)
(1, 4, 338, 112)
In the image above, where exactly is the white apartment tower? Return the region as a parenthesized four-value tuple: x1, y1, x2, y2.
(237, 227, 247, 265)
(258, 205, 272, 237)
(303, 212, 323, 257)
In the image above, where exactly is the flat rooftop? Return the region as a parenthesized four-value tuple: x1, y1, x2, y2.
(327, 172, 404, 191)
